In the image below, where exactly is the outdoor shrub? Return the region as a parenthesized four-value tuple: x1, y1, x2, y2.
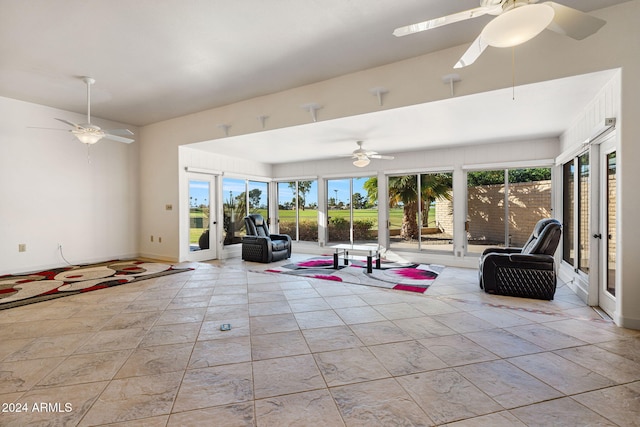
(298, 221, 318, 241)
(353, 219, 376, 240)
(278, 221, 296, 237)
(328, 218, 376, 241)
(278, 220, 318, 241)
(278, 218, 375, 241)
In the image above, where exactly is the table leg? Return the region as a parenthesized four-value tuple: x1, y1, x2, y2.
(333, 252, 339, 269)
(366, 255, 372, 273)
(376, 255, 381, 270)
(344, 250, 349, 266)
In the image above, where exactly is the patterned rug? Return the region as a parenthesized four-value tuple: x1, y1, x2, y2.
(0, 260, 193, 310)
(265, 256, 443, 293)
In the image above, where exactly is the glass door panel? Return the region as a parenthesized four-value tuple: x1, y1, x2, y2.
(562, 161, 575, 266)
(189, 180, 211, 251)
(248, 180, 269, 225)
(420, 172, 453, 252)
(327, 179, 350, 244)
(353, 176, 377, 244)
(507, 168, 552, 247)
(605, 151, 617, 296)
(466, 170, 507, 253)
(188, 177, 217, 261)
(578, 153, 590, 274)
(388, 175, 419, 251)
(222, 177, 246, 246)
(297, 180, 318, 242)
(278, 180, 318, 242)
(278, 181, 296, 239)
(598, 140, 616, 317)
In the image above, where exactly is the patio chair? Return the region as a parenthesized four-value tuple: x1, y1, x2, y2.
(479, 218, 562, 300)
(241, 214, 292, 263)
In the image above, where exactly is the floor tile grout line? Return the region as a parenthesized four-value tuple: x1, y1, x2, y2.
(437, 295, 615, 325)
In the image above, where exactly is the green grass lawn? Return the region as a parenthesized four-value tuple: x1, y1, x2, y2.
(190, 207, 437, 244)
(277, 207, 435, 228)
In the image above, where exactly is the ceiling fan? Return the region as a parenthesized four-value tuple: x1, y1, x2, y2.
(346, 141, 395, 167)
(54, 76, 134, 145)
(393, 0, 606, 68)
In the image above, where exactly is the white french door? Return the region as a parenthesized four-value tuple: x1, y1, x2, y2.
(187, 174, 218, 261)
(561, 132, 617, 318)
(598, 137, 617, 317)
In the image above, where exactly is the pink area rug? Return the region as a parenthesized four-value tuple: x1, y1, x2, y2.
(0, 260, 193, 310)
(264, 256, 443, 293)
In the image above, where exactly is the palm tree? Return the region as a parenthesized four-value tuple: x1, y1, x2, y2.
(364, 174, 452, 241)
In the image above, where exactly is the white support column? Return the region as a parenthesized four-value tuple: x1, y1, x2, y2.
(377, 171, 389, 249)
(452, 166, 468, 258)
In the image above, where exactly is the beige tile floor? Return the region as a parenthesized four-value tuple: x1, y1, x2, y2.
(1, 253, 639, 426)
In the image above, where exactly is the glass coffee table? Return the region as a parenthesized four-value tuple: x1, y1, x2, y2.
(330, 244, 381, 273)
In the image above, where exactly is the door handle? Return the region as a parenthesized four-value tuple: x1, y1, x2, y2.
(593, 233, 602, 239)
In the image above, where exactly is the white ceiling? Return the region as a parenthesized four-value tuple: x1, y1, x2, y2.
(0, 0, 626, 163)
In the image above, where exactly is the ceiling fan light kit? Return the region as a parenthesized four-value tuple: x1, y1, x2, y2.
(481, 3, 555, 48)
(347, 141, 394, 168)
(353, 157, 371, 168)
(394, 0, 606, 69)
(49, 76, 134, 145)
(72, 125, 104, 145)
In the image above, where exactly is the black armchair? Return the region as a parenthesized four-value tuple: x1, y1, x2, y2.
(479, 218, 562, 300)
(241, 214, 292, 263)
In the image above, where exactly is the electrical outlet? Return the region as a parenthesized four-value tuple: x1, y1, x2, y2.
(150, 235, 154, 242)
(158, 237, 162, 243)
(18, 243, 26, 252)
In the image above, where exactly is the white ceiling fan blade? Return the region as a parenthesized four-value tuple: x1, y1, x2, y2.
(104, 133, 134, 144)
(393, 6, 494, 37)
(454, 34, 489, 69)
(544, 1, 606, 40)
(28, 126, 69, 131)
(369, 154, 395, 160)
(105, 128, 134, 136)
(55, 118, 81, 128)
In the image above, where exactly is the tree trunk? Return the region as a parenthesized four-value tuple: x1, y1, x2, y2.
(401, 201, 419, 240)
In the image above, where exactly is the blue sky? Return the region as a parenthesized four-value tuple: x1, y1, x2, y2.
(278, 177, 373, 206)
(190, 177, 374, 208)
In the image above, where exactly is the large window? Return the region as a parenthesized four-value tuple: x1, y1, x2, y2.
(578, 153, 590, 274)
(189, 180, 211, 251)
(467, 167, 552, 253)
(248, 180, 269, 217)
(277, 180, 318, 241)
(562, 154, 590, 273)
(387, 172, 453, 252)
(327, 177, 378, 245)
(562, 161, 575, 265)
(605, 151, 617, 296)
(223, 177, 269, 246)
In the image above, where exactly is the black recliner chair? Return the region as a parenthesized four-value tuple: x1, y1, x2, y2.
(479, 218, 561, 300)
(242, 214, 292, 263)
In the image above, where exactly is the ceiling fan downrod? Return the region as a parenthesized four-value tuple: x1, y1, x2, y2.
(82, 76, 95, 124)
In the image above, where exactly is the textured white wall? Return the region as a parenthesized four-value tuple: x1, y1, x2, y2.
(0, 96, 139, 275)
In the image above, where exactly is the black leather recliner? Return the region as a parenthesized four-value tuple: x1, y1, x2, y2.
(479, 218, 562, 300)
(241, 214, 292, 263)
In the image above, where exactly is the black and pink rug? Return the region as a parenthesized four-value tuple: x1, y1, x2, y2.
(265, 256, 443, 293)
(0, 260, 193, 310)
